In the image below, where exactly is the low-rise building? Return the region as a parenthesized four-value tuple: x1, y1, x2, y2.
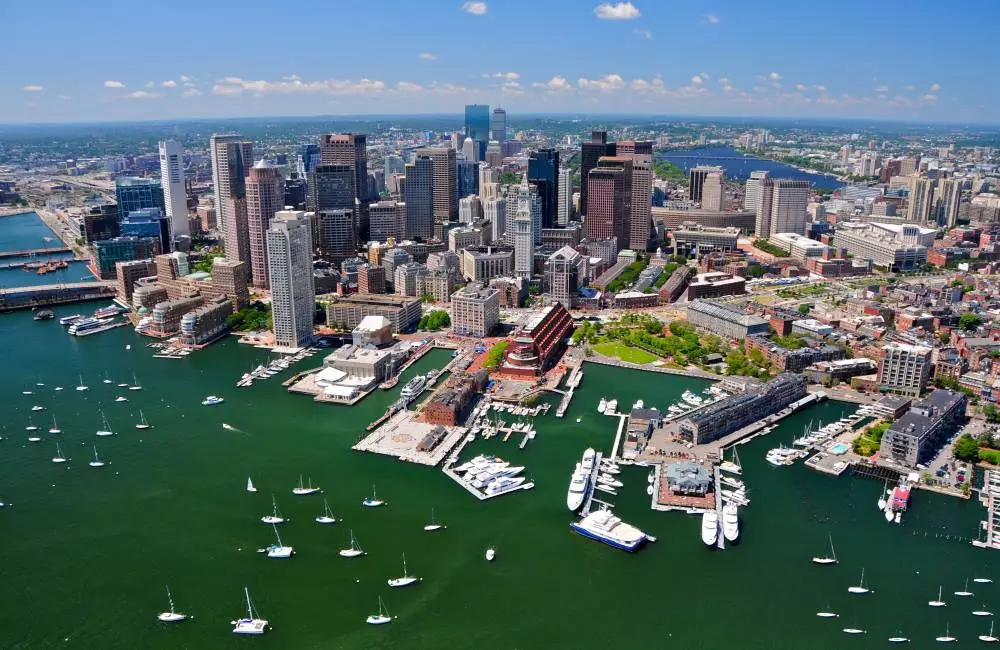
(833, 221, 932, 271)
(422, 370, 488, 426)
(686, 300, 770, 339)
(502, 303, 574, 376)
(351, 315, 393, 347)
(744, 334, 846, 372)
(326, 293, 422, 333)
(178, 297, 231, 345)
(671, 223, 740, 255)
(768, 232, 832, 259)
(665, 462, 712, 496)
(324, 344, 393, 384)
(686, 272, 746, 300)
(658, 265, 693, 303)
(677, 374, 807, 444)
(791, 319, 834, 337)
(613, 291, 659, 309)
(462, 246, 514, 282)
(804, 358, 878, 384)
(879, 389, 966, 468)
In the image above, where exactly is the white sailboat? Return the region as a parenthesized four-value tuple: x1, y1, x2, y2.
(366, 596, 394, 625)
(25, 416, 38, 432)
(129, 372, 142, 391)
(387, 553, 421, 587)
(888, 628, 910, 644)
(929, 585, 947, 607)
(262, 524, 293, 558)
(88, 445, 105, 468)
(848, 568, 872, 594)
(423, 508, 445, 531)
(878, 480, 888, 510)
(261, 495, 286, 524)
(339, 529, 366, 557)
(935, 622, 956, 643)
(362, 485, 386, 507)
(975, 606, 994, 617)
(292, 475, 321, 496)
(976, 578, 995, 584)
(842, 626, 866, 635)
(115, 396, 128, 402)
(102, 372, 112, 385)
(96, 411, 114, 437)
(48, 415, 61, 434)
(76, 374, 88, 392)
(816, 611, 839, 618)
(52, 443, 66, 463)
(117, 382, 129, 388)
(231, 587, 268, 635)
(246, 477, 257, 493)
(157, 585, 187, 623)
(979, 620, 998, 643)
(135, 410, 150, 430)
(486, 547, 496, 562)
(315, 499, 337, 524)
(955, 578, 974, 597)
(812, 534, 838, 565)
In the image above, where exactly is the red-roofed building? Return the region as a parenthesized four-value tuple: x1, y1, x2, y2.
(502, 303, 574, 376)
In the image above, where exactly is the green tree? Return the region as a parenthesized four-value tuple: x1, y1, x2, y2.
(939, 331, 951, 345)
(985, 404, 1000, 423)
(959, 313, 983, 332)
(798, 304, 811, 315)
(483, 341, 509, 369)
(954, 434, 980, 461)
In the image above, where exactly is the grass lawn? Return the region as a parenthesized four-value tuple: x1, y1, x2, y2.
(592, 341, 659, 365)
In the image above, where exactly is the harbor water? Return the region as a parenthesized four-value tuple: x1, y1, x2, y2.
(0, 211, 91, 288)
(657, 146, 843, 189)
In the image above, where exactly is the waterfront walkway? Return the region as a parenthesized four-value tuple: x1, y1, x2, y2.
(585, 356, 718, 381)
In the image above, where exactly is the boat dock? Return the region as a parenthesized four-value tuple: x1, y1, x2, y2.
(440, 445, 535, 501)
(578, 451, 605, 516)
(519, 430, 534, 449)
(713, 466, 725, 550)
(608, 414, 627, 462)
(554, 365, 583, 418)
(975, 469, 1000, 551)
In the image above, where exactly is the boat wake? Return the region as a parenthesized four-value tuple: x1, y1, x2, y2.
(222, 423, 249, 435)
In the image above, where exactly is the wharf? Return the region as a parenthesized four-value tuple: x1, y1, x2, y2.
(554, 363, 584, 418)
(519, 430, 534, 449)
(975, 469, 1000, 550)
(579, 451, 605, 516)
(353, 409, 465, 466)
(584, 357, 718, 381)
(608, 414, 627, 462)
(0, 247, 71, 259)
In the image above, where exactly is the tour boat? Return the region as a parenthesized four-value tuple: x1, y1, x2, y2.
(956, 578, 974, 597)
(387, 553, 421, 587)
(261, 495, 286, 524)
(597, 397, 607, 414)
(246, 477, 257, 493)
(979, 620, 998, 643)
(929, 585, 947, 607)
(701, 511, 719, 547)
(935, 623, 956, 643)
(201, 395, 224, 406)
(262, 524, 293, 558)
(424, 508, 445, 531)
(366, 596, 393, 625)
(339, 530, 365, 557)
(52, 443, 66, 463)
(96, 411, 114, 437)
(362, 485, 386, 507)
(812, 534, 838, 565)
(48, 415, 61, 434)
(88, 445, 105, 468)
(316, 499, 337, 524)
(722, 502, 739, 542)
(76, 374, 88, 392)
(292, 475, 321, 496)
(135, 410, 150, 430)
(848, 568, 872, 594)
(129, 373, 142, 391)
(486, 547, 496, 561)
(157, 585, 187, 623)
(231, 587, 268, 635)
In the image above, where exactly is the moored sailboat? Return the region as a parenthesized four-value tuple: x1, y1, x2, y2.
(812, 534, 838, 565)
(88, 445, 105, 468)
(365, 596, 393, 625)
(231, 587, 268, 635)
(95, 411, 114, 437)
(315, 499, 337, 524)
(362, 485, 386, 507)
(848, 568, 872, 594)
(157, 585, 187, 623)
(339, 529, 366, 557)
(292, 475, 321, 495)
(261, 495, 286, 524)
(424, 508, 445, 531)
(135, 410, 151, 430)
(387, 553, 421, 587)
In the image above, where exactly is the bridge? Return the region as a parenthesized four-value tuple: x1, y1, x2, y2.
(0, 247, 72, 259)
(0, 281, 116, 313)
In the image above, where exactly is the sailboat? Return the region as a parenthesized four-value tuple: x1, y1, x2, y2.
(365, 596, 394, 625)
(486, 547, 496, 561)
(878, 480, 888, 510)
(976, 578, 995, 584)
(115, 396, 128, 402)
(157, 585, 187, 623)
(362, 485, 386, 507)
(316, 499, 337, 524)
(816, 610, 839, 618)
(888, 627, 910, 643)
(88, 445, 105, 468)
(935, 622, 956, 643)
(339, 529, 366, 557)
(848, 568, 872, 594)
(387, 553, 421, 588)
(96, 411, 114, 437)
(129, 372, 142, 391)
(812, 533, 837, 565)
(292, 475, 321, 496)
(231, 587, 268, 635)
(25, 416, 38, 432)
(246, 477, 257, 493)
(48, 414, 61, 434)
(262, 524, 293, 558)
(31, 404, 44, 411)
(117, 382, 129, 388)
(424, 508, 446, 531)
(261, 495, 286, 524)
(975, 605, 995, 617)
(52, 443, 66, 463)
(842, 625, 866, 635)
(135, 410, 150, 430)
(929, 585, 947, 607)
(76, 374, 88, 391)
(102, 372, 112, 385)
(956, 578, 974, 597)
(980, 620, 999, 643)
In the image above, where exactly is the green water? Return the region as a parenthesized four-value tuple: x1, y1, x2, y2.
(0, 310, 994, 649)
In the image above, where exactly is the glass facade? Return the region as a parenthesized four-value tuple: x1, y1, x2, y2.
(121, 207, 171, 253)
(115, 177, 165, 222)
(464, 104, 490, 145)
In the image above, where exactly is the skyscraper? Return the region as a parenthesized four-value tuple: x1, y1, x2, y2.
(937, 177, 963, 228)
(579, 131, 616, 217)
(308, 165, 355, 213)
(700, 171, 725, 211)
(490, 107, 507, 142)
(907, 176, 936, 224)
(528, 148, 559, 229)
(585, 156, 632, 245)
(298, 143, 320, 175)
(516, 177, 543, 245)
(368, 201, 405, 242)
(464, 104, 490, 156)
(688, 165, 723, 203)
(557, 168, 574, 225)
(158, 140, 189, 239)
(319, 133, 368, 202)
(753, 179, 810, 238)
(267, 210, 314, 349)
(626, 154, 652, 251)
(483, 197, 507, 242)
(209, 134, 253, 261)
(456, 158, 479, 198)
(316, 209, 355, 264)
(479, 163, 500, 200)
(744, 170, 769, 212)
(245, 160, 285, 288)
(383, 154, 404, 178)
(415, 147, 457, 223)
(402, 155, 434, 239)
(615, 140, 654, 156)
(513, 182, 536, 280)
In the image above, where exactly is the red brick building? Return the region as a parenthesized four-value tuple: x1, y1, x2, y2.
(502, 303, 574, 376)
(421, 370, 488, 426)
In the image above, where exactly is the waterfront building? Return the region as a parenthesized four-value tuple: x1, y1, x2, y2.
(178, 297, 232, 345)
(686, 272, 746, 301)
(325, 293, 422, 333)
(585, 157, 631, 244)
(357, 264, 386, 294)
(94, 237, 161, 280)
(316, 209, 355, 265)
(666, 462, 712, 496)
(115, 177, 165, 224)
(671, 224, 739, 255)
(579, 131, 615, 217)
(490, 107, 507, 142)
(403, 155, 434, 239)
(502, 304, 574, 376)
(319, 133, 368, 202)
(416, 147, 458, 223)
(423, 371, 489, 426)
(209, 134, 253, 259)
(210, 258, 250, 310)
(121, 208, 171, 253)
(686, 299, 770, 339)
(462, 246, 514, 282)
(368, 201, 405, 242)
(450, 283, 500, 337)
(688, 166, 723, 203)
(458, 195, 483, 225)
(267, 211, 315, 348)
(132, 283, 168, 311)
(879, 389, 966, 468)
(677, 374, 806, 444)
(245, 160, 284, 288)
(544, 246, 587, 309)
(325, 344, 393, 385)
(394, 262, 427, 297)
(115, 259, 156, 305)
(152, 295, 204, 335)
(878, 342, 933, 397)
(753, 178, 810, 239)
(833, 222, 932, 271)
(351, 315, 393, 347)
(158, 140, 189, 239)
(804, 358, 878, 384)
(557, 167, 574, 225)
(483, 197, 507, 241)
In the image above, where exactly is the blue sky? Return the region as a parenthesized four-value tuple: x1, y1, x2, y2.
(2, 0, 998, 124)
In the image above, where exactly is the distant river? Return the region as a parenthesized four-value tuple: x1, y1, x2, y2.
(657, 146, 843, 189)
(0, 211, 93, 288)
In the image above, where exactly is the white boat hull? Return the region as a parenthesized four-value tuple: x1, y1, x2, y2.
(232, 619, 268, 635)
(362, 499, 385, 507)
(260, 516, 285, 525)
(423, 524, 444, 531)
(158, 612, 186, 622)
(315, 516, 337, 524)
(339, 549, 364, 558)
(293, 488, 321, 495)
(366, 615, 392, 625)
(388, 577, 419, 587)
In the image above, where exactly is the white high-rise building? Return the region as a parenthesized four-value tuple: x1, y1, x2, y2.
(701, 171, 725, 211)
(158, 140, 189, 239)
(459, 195, 483, 224)
(513, 179, 537, 279)
(557, 167, 573, 225)
(484, 197, 507, 242)
(515, 177, 542, 245)
(744, 170, 769, 213)
(266, 210, 314, 349)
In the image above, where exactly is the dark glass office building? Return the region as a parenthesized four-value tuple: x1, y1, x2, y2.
(464, 104, 490, 150)
(115, 177, 165, 222)
(528, 149, 559, 229)
(579, 131, 616, 217)
(121, 207, 172, 253)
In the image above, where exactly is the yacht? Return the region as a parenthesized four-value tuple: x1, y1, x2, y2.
(339, 530, 366, 557)
(263, 524, 293, 558)
(400, 375, 427, 401)
(812, 534, 838, 565)
(246, 477, 257, 493)
(387, 553, 421, 587)
(485, 476, 525, 496)
(362, 485, 386, 507)
(59, 314, 83, 326)
(606, 399, 618, 414)
(848, 568, 872, 594)
(632, 399, 644, 410)
(292, 475, 321, 496)
(366, 596, 393, 625)
(976, 578, 994, 584)
(424, 508, 446, 531)
(567, 463, 589, 511)
(598, 397, 608, 414)
(929, 585, 947, 607)
(96, 411, 114, 437)
(135, 410, 150, 430)
(316, 499, 337, 524)
(231, 587, 268, 635)
(48, 415, 61, 434)
(88, 446, 105, 468)
(722, 502, 739, 542)
(935, 623, 956, 643)
(701, 511, 719, 547)
(260, 495, 286, 524)
(68, 318, 115, 337)
(157, 585, 187, 623)
(979, 620, 998, 643)
(582, 448, 596, 473)
(600, 461, 621, 475)
(52, 443, 66, 463)
(571, 507, 648, 552)
(597, 474, 623, 489)
(595, 484, 618, 496)
(201, 395, 224, 406)
(486, 547, 496, 561)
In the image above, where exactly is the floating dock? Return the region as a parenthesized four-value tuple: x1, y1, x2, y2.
(579, 451, 605, 516)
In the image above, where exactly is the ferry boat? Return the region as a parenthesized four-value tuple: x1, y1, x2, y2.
(701, 511, 719, 546)
(93, 305, 121, 318)
(68, 317, 116, 337)
(201, 395, 224, 406)
(59, 314, 83, 326)
(400, 375, 427, 401)
(570, 507, 647, 552)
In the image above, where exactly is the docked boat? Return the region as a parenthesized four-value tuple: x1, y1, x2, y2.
(606, 399, 618, 414)
(366, 596, 393, 625)
(582, 448, 596, 472)
(400, 375, 427, 401)
(485, 476, 525, 496)
(135, 410, 151, 430)
(292, 475, 321, 496)
(88, 445, 105, 468)
(595, 484, 618, 496)
(848, 568, 872, 594)
(424, 508, 445, 531)
(157, 585, 187, 623)
(812, 534, 838, 565)
(597, 397, 607, 414)
(96, 411, 114, 437)
(59, 314, 83, 326)
(632, 399, 644, 410)
(597, 474, 623, 489)
(93, 305, 121, 318)
(566, 463, 589, 512)
(701, 511, 719, 547)
(362, 485, 386, 507)
(722, 502, 739, 542)
(231, 587, 268, 635)
(339, 530, 366, 557)
(955, 578, 974, 597)
(571, 507, 647, 552)
(600, 461, 620, 475)
(33, 309, 54, 321)
(387, 553, 421, 587)
(201, 395, 224, 406)
(929, 585, 947, 607)
(316, 499, 337, 524)
(129, 373, 143, 391)
(877, 480, 888, 511)
(262, 524, 293, 558)
(888, 633, 910, 644)
(261, 495, 286, 524)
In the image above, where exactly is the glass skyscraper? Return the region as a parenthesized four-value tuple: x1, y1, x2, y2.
(115, 177, 165, 222)
(528, 149, 559, 229)
(464, 104, 490, 147)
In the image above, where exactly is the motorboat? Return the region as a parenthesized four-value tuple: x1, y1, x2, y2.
(812, 534, 838, 565)
(339, 530, 365, 557)
(572, 507, 647, 552)
(566, 463, 589, 512)
(597, 474, 623, 489)
(632, 399, 644, 409)
(848, 568, 872, 594)
(292, 475, 321, 496)
(366, 596, 393, 625)
(955, 578, 974, 597)
(400, 375, 427, 401)
(595, 484, 618, 496)
(486, 548, 496, 561)
(261, 495, 286, 525)
(424, 508, 446, 531)
(362, 485, 386, 507)
(59, 314, 83, 326)
(31, 405, 44, 412)
(88, 446, 105, 468)
(600, 462, 620, 475)
(135, 410, 151, 430)
(316, 499, 337, 524)
(979, 620, 998, 643)
(262, 524, 293, 558)
(929, 585, 947, 607)
(485, 476, 525, 496)
(387, 554, 421, 587)
(701, 511, 719, 547)
(606, 399, 618, 414)
(598, 398, 607, 413)
(884, 506, 894, 523)
(201, 395, 224, 406)
(722, 502, 739, 542)
(935, 623, 956, 643)
(157, 585, 187, 623)
(52, 443, 66, 463)
(231, 587, 268, 635)
(246, 477, 257, 493)
(582, 448, 596, 473)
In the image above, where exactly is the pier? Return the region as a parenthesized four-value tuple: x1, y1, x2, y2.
(0, 281, 116, 313)
(0, 247, 72, 259)
(554, 363, 583, 418)
(975, 469, 1000, 550)
(579, 451, 605, 516)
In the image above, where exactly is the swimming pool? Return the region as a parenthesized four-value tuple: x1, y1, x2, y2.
(828, 442, 849, 455)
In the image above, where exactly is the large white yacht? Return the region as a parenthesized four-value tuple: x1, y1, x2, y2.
(570, 507, 647, 552)
(701, 511, 719, 547)
(722, 503, 739, 542)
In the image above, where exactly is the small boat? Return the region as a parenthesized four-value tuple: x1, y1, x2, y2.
(21, 390, 32, 395)
(247, 477, 257, 493)
(292, 475, 321, 496)
(486, 547, 496, 562)
(842, 627, 866, 635)
(316, 499, 337, 524)
(935, 623, 956, 643)
(976, 578, 994, 584)
(424, 508, 445, 531)
(135, 410, 151, 430)
(894, 511, 901, 524)
(956, 578, 974, 597)
(878, 480, 888, 510)
(816, 611, 839, 618)
(339, 529, 365, 557)
(722, 502, 739, 542)
(597, 397, 607, 414)
(76, 374, 88, 392)
(96, 411, 114, 437)
(25, 417, 38, 432)
(261, 495, 286, 524)
(129, 373, 142, 391)
(31, 405, 44, 412)
(201, 395, 224, 406)
(646, 485, 653, 496)
(117, 383, 129, 388)
(366, 596, 393, 625)
(597, 474, 623, 488)
(884, 507, 894, 523)
(929, 585, 947, 607)
(88, 445, 105, 468)
(595, 484, 618, 496)
(52, 443, 66, 463)
(975, 607, 994, 617)
(102, 373, 112, 385)
(979, 620, 999, 643)
(888, 632, 910, 644)
(262, 524, 293, 558)
(812, 534, 838, 565)
(115, 396, 128, 402)
(157, 585, 187, 623)
(48, 415, 61, 434)
(848, 568, 872, 594)
(387, 553, 421, 587)
(231, 587, 268, 635)
(54, 387, 63, 391)
(362, 485, 386, 507)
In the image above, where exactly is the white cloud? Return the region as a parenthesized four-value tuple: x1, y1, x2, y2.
(922, 93, 938, 102)
(594, 2, 640, 20)
(22, 85, 44, 92)
(769, 72, 782, 81)
(212, 76, 387, 96)
(162, 80, 177, 88)
(578, 73, 625, 91)
(930, 83, 941, 92)
(418, 52, 438, 61)
(128, 90, 159, 99)
(795, 83, 807, 92)
(533, 75, 571, 91)
(395, 81, 423, 92)
(874, 84, 889, 93)
(717, 77, 731, 85)
(482, 72, 520, 80)
(501, 80, 523, 94)
(633, 28, 652, 40)
(630, 78, 650, 91)
(461, 1, 488, 15)
(813, 84, 826, 92)
(180, 75, 193, 82)
(721, 84, 735, 94)
(181, 88, 202, 97)
(691, 75, 704, 86)
(104, 80, 125, 88)
(703, 13, 721, 24)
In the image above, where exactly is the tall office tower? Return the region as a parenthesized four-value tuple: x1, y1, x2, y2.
(513, 186, 535, 279)
(585, 156, 632, 245)
(860, 152, 880, 177)
(459, 196, 483, 224)
(744, 170, 769, 212)
(245, 160, 285, 288)
(527, 148, 559, 229)
(753, 178, 810, 238)
(899, 155, 921, 176)
(115, 177, 165, 222)
(212, 258, 251, 310)
(298, 143, 320, 175)
(464, 104, 490, 160)
(456, 159, 479, 198)
(369, 201, 405, 242)
(938, 177, 963, 228)
(266, 211, 315, 349)
(316, 209, 355, 264)
(209, 134, 253, 258)
(700, 171, 725, 211)
(283, 177, 308, 210)
(308, 165, 355, 213)
(402, 155, 434, 239)
(839, 145, 851, 166)
(462, 137, 477, 163)
(557, 168, 574, 226)
(479, 163, 499, 199)
(579, 131, 616, 216)
(688, 165, 723, 202)
(158, 140, 189, 239)
(384, 154, 404, 179)
(490, 107, 507, 142)
(515, 177, 543, 245)
(415, 147, 458, 223)
(483, 197, 507, 242)
(907, 176, 936, 224)
(485, 140, 503, 167)
(319, 133, 368, 201)
(627, 153, 653, 250)
(616, 140, 653, 156)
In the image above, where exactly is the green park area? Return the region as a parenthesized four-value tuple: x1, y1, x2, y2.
(591, 341, 660, 364)
(576, 313, 729, 369)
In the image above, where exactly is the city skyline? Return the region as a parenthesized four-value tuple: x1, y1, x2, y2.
(3, 0, 999, 124)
